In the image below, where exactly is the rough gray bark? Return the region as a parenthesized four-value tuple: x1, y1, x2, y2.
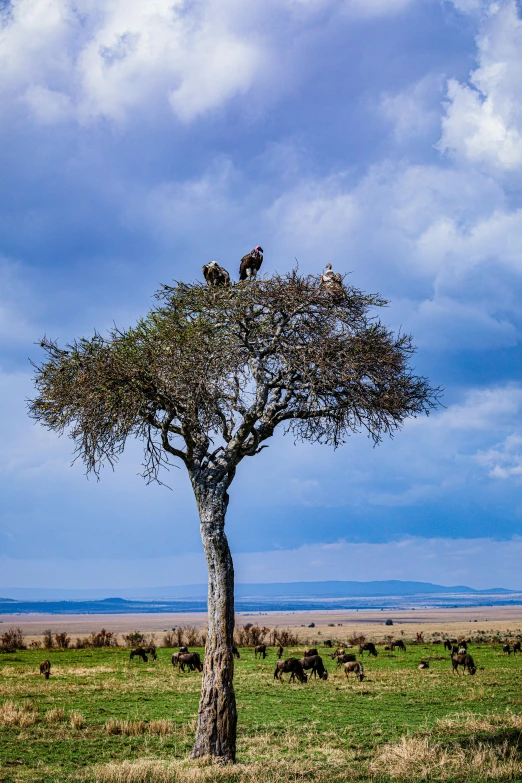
(190, 481, 237, 761)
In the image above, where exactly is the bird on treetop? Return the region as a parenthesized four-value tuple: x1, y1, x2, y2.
(239, 246, 264, 281)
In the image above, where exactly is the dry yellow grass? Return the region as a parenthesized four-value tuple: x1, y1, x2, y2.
(84, 758, 356, 783)
(370, 736, 522, 780)
(70, 710, 85, 730)
(45, 706, 66, 723)
(104, 719, 173, 737)
(0, 700, 38, 728)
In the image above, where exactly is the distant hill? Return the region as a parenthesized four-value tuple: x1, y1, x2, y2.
(0, 579, 515, 603)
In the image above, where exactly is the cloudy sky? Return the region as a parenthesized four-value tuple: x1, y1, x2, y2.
(1, 0, 522, 592)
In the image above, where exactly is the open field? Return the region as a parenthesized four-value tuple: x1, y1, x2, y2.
(3, 605, 522, 647)
(1, 634, 522, 782)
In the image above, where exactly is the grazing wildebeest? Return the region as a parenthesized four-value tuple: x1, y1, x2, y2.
(324, 640, 332, 648)
(144, 646, 157, 661)
(450, 645, 459, 655)
(179, 652, 203, 672)
(344, 661, 364, 681)
(513, 641, 521, 654)
(332, 647, 345, 658)
(336, 653, 356, 668)
(443, 640, 452, 651)
(418, 661, 429, 670)
(304, 648, 318, 657)
(255, 644, 267, 659)
(359, 643, 378, 657)
(179, 646, 188, 654)
(393, 640, 406, 652)
(171, 652, 181, 668)
(232, 646, 240, 659)
(273, 658, 308, 683)
(299, 655, 328, 680)
(130, 648, 148, 662)
(503, 644, 512, 656)
(39, 660, 51, 679)
(451, 653, 477, 675)
(277, 645, 284, 659)
(458, 640, 468, 650)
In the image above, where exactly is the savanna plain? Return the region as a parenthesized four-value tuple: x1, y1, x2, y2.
(1, 613, 522, 783)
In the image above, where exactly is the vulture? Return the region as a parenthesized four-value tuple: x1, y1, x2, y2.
(239, 246, 263, 281)
(320, 263, 343, 300)
(202, 260, 231, 287)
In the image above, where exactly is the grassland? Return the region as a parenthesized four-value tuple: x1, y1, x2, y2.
(1, 641, 522, 782)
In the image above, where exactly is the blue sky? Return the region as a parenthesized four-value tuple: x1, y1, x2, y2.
(1, 0, 522, 591)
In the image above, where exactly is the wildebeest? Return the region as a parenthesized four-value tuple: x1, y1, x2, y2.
(130, 648, 148, 662)
(332, 647, 345, 658)
(359, 643, 378, 657)
(171, 652, 181, 668)
(458, 648, 467, 655)
(418, 661, 430, 670)
(277, 645, 284, 659)
(179, 646, 188, 654)
(443, 640, 452, 651)
(344, 661, 364, 681)
(39, 660, 51, 679)
(179, 652, 203, 672)
(324, 640, 332, 648)
(458, 640, 468, 650)
(451, 653, 477, 675)
(503, 644, 512, 656)
(274, 658, 307, 683)
(336, 653, 356, 668)
(392, 640, 406, 652)
(255, 644, 267, 659)
(232, 646, 240, 659)
(513, 641, 521, 654)
(143, 646, 157, 661)
(299, 655, 328, 680)
(304, 648, 318, 657)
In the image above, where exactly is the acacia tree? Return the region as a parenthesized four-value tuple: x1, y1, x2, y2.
(29, 270, 438, 761)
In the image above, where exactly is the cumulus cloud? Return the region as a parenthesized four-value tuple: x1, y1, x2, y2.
(0, 0, 418, 125)
(476, 434, 522, 479)
(439, 1, 522, 173)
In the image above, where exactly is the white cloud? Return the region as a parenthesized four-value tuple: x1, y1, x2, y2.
(439, 1, 522, 173)
(0, 0, 418, 126)
(381, 74, 444, 142)
(476, 433, 522, 479)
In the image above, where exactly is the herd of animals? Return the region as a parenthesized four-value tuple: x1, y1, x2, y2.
(201, 245, 343, 295)
(38, 636, 522, 683)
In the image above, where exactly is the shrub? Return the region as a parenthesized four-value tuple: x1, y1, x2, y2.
(54, 632, 70, 649)
(162, 631, 176, 647)
(348, 632, 366, 646)
(29, 640, 42, 649)
(122, 631, 146, 647)
(43, 629, 54, 649)
(0, 627, 26, 652)
(269, 627, 300, 646)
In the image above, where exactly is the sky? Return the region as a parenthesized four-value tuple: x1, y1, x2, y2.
(1, 0, 522, 592)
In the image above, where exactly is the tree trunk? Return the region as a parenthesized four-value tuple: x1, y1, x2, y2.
(190, 483, 237, 762)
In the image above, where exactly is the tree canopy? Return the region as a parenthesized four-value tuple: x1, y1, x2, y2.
(30, 270, 439, 486)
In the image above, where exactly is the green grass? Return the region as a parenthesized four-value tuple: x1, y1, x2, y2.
(1, 643, 522, 782)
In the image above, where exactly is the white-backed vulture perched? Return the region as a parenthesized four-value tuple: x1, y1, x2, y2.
(320, 263, 343, 300)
